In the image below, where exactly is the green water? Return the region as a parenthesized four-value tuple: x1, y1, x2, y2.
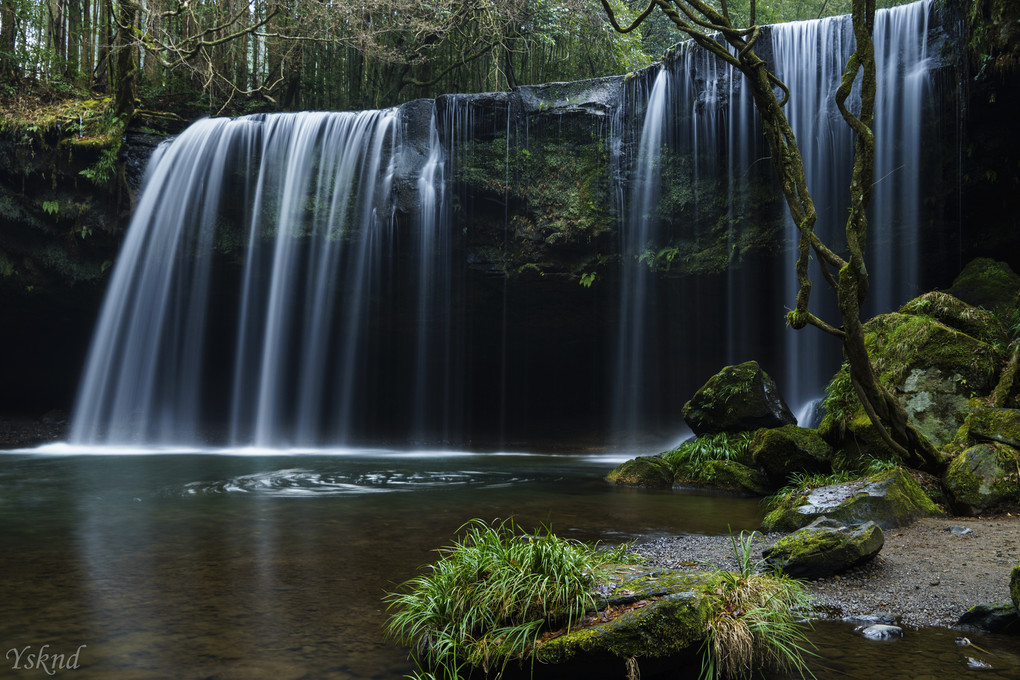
(0, 451, 1016, 679)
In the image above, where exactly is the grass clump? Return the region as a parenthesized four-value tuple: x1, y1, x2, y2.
(384, 518, 626, 680)
(663, 431, 755, 479)
(701, 531, 815, 680)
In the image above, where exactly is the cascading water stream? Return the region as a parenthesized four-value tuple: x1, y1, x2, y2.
(68, 1, 944, 449)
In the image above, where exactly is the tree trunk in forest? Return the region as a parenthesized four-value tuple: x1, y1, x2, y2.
(0, 0, 17, 82)
(66, 0, 81, 80)
(114, 0, 138, 116)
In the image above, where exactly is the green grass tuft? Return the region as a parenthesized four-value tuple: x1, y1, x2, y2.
(384, 518, 625, 680)
(663, 431, 755, 479)
(700, 530, 816, 680)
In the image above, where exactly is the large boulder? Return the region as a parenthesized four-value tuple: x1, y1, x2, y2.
(762, 467, 943, 532)
(943, 443, 1020, 515)
(820, 303, 1003, 457)
(749, 425, 833, 488)
(606, 456, 674, 489)
(762, 517, 884, 579)
(957, 603, 1020, 634)
(682, 361, 795, 435)
(947, 257, 1020, 319)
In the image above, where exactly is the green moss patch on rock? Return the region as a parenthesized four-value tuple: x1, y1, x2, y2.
(682, 361, 796, 435)
(762, 517, 884, 580)
(535, 569, 714, 665)
(968, 407, 1020, 448)
(750, 425, 833, 488)
(606, 456, 675, 488)
(947, 257, 1020, 319)
(944, 442, 1020, 515)
(899, 291, 1007, 347)
(762, 468, 944, 532)
(675, 459, 770, 496)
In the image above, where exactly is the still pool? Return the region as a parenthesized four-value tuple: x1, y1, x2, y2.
(1, 450, 1016, 679)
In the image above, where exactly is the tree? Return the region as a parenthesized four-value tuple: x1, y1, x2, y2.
(601, 0, 943, 472)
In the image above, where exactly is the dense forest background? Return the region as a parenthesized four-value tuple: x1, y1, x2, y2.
(0, 0, 915, 118)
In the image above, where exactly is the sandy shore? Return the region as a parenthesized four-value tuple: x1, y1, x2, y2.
(632, 515, 1020, 629)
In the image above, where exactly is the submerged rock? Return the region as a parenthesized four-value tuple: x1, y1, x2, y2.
(957, 603, 1020, 634)
(606, 456, 674, 488)
(943, 443, 1020, 515)
(762, 468, 943, 532)
(682, 361, 795, 436)
(749, 425, 832, 488)
(763, 517, 884, 579)
(858, 623, 903, 640)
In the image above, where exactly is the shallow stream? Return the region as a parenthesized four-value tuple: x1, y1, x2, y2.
(0, 450, 1016, 679)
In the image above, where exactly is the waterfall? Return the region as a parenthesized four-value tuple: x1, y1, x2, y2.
(72, 111, 406, 446)
(69, 1, 944, 449)
(614, 0, 936, 435)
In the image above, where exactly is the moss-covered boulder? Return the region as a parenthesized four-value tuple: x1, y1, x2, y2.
(682, 361, 795, 436)
(947, 257, 1020, 319)
(762, 468, 943, 532)
(944, 443, 1020, 515)
(606, 456, 674, 488)
(676, 460, 770, 496)
(820, 304, 1003, 457)
(534, 569, 713, 665)
(968, 407, 1020, 448)
(1011, 564, 1020, 610)
(749, 425, 833, 488)
(899, 291, 1007, 347)
(762, 517, 884, 579)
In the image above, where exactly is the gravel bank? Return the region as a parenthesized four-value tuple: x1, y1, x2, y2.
(632, 515, 1020, 628)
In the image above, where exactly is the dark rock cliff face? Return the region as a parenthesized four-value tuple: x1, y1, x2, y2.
(0, 0, 1017, 434)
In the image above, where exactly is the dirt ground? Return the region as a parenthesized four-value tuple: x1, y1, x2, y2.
(633, 515, 1020, 628)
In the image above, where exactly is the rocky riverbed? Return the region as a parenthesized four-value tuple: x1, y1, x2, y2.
(632, 515, 1020, 629)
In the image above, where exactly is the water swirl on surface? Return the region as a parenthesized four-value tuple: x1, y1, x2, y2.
(178, 467, 534, 496)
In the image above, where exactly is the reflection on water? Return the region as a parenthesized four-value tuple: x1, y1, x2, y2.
(0, 451, 1016, 679)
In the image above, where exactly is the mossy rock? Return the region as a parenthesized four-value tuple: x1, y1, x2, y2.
(762, 517, 884, 579)
(749, 425, 833, 488)
(676, 459, 770, 496)
(534, 570, 713, 665)
(1012, 564, 1020, 610)
(762, 468, 944, 532)
(606, 456, 674, 488)
(819, 409, 899, 466)
(820, 307, 1002, 453)
(944, 442, 1020, 515)
(947, 257, 1020, 319)
(899, 291, 1007, 347)
(682, 361, 795, 435)
(968, 407, 1020, 449)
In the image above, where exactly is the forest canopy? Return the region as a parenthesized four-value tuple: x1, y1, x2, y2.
(0, 0, 914, 117)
